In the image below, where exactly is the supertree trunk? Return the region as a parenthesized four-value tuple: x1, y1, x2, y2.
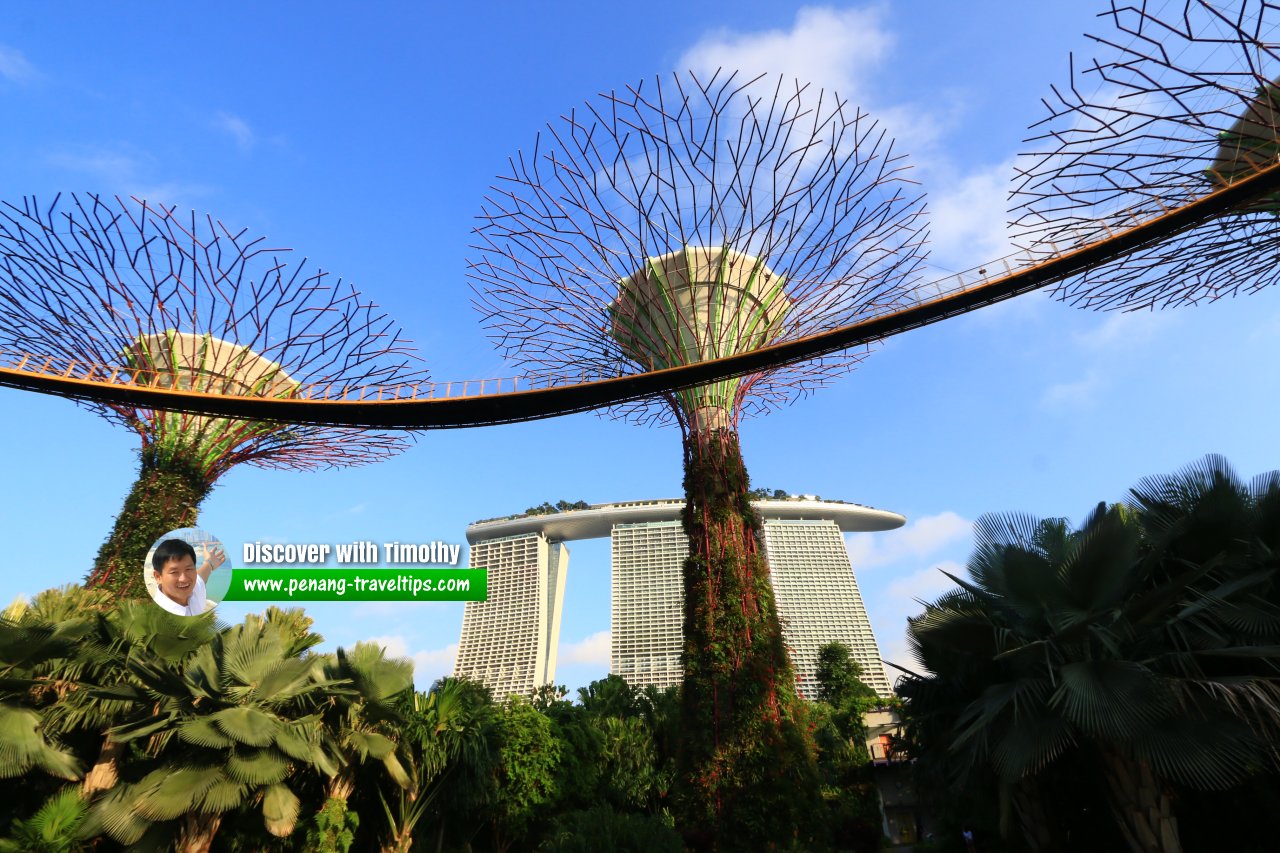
(676, 426, 820, 851)
(467, 71, 928, 847)
(86, 447, 211, 599)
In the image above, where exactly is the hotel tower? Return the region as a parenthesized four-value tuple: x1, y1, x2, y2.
(454, 498, 903, 699)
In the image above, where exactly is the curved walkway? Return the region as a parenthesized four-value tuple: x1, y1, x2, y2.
(3, 162, 1279, 429)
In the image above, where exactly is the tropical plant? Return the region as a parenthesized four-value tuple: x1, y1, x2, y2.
(391, 677, 502, 852)
(0, 787, 90, 853)
(595, 715, 661, 811)
(576, 674, 642, 720)
(316, 641, 413, 803)
(898, 455, 1280, 853)
(304, 797, 359, 853)
(815, 641, 877, 707)
(538, 804, 682, 853)
(0, 587, 218, 809)
(490, 696, 561, 850)
(81, 612, 347, 852)
(0, 705, 81, 783)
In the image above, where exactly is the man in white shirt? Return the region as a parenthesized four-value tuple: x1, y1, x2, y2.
(150, 539, 225, 616)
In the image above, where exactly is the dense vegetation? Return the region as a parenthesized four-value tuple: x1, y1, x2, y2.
(523, 501, 591, 516)
(898, 455, 1280, 852)
(0, 595, 881, 851)
(6, 454, 1277, 851)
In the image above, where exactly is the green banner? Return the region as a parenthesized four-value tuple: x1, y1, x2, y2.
(220, 568, 487, 601)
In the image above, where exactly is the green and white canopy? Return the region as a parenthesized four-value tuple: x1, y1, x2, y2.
(121, 331, 301, 469)
(1210, 77, 1280, 212)
(610, 246, 791, 431)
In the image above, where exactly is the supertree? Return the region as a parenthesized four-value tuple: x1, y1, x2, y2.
(0, 193, 427, 598)
(469, 70, 929, 849)
(1012, 0, 1280, 310)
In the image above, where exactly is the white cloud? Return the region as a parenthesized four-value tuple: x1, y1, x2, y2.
(47, 150, 140, 183)
(213, 111, 255, 151)
(845, 510, 971, 570)
(45, 147, 213, 207)
(559, 630, 611, 666)
(0, 46, 38, 83)
(368, 634, 412, 657)
(678, 6, 893, 101)
(1041, 370, 1101, 410)
(678, 7, 1019, 276)
(885, 561, 964, 601)
(926, 159, 1016, 270)
(873, 561, 965, 676)
(367, 634, 458, 688)
(1073, 310, 1175, 353)
(130, 182, 217, 207)
(678, 7, 952, 159)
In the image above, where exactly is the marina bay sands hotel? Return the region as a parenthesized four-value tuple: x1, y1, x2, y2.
(453, 497, 904, 700)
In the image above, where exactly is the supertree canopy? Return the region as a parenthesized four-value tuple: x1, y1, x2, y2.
(0, 193, 428, 597)
(1013, 0, 1280, 310)
(470, 70, 929, 849)
(609, 245, 794, 432)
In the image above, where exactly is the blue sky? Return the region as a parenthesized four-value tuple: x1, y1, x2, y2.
(1, 2, 1277, 690)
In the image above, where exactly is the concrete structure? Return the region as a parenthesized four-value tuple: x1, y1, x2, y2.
(763, 517, 892, 697)
(452, 532, 568, 699)
(454, 498, 903, 699)
(611, 519, 686, 690)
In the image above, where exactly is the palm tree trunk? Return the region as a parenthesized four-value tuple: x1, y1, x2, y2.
(675, 427, 820, 850)
(381, 828, 413, 853)
(1100, 749, 1181, 853)
(327, 769, 356, 802)
(1010, 779, 1058, 852)
(82, 736, 124, 795)
(178, 812, 223, 853)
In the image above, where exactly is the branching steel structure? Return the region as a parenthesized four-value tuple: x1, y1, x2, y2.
(0, 193, 427, 471)
(465, 69, 940, 845)
(1014, 0, 1280, 310)
(0, 193, 428, 592)
(3, 156, 1280, 428)
(4, 2, 1280, 425)
(469, 71, 928, 428)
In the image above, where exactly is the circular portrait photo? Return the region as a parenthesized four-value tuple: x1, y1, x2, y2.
(143, 528, 228, 616)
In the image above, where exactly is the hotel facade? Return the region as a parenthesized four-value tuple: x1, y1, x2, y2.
(454, 498, 903, 699)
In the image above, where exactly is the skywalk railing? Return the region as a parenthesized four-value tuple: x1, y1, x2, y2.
(2, 157, 1279, 426)
(0, 241, 1071, 404)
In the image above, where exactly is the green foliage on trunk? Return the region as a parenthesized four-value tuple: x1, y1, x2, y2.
(675, 427, 822, 850)
(86, 448, 212, 598)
